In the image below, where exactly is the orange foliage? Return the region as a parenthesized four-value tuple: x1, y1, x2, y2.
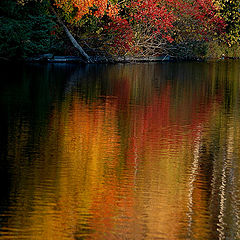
(55, 0, 118, 21)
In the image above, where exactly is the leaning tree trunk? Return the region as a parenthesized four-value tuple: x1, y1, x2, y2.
(51, 7, 93, 63)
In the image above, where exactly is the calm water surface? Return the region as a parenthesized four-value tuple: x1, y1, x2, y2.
(0, 61, 240, 240)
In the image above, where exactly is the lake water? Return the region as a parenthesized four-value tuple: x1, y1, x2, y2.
(0, 61, 240, 240)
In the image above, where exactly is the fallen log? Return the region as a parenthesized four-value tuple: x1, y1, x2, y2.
(50, 6, 93, 63)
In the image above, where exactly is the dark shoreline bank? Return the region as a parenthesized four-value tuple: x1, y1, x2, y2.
(1, 54, 240, 64)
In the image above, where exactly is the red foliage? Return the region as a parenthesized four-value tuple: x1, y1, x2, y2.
(166, 0, 226, 38)
(103, 0, 225, 54)
(54, 0, 226, 54)
(104, 16, 134, 53)
(130, 0, 176, 41)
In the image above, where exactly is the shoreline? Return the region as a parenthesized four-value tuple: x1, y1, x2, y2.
(26, 55, 175, 64)
(1, 55, 240, 64)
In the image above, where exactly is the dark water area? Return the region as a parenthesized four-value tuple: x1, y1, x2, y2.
(0, 61, 240, 240)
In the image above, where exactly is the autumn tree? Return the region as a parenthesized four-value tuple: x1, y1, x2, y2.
(0, 0, 234, 60)
(54, 0, 118, 22)
(168, 0, 225, 42)
(127, 0, 176, 56)
(102, 0, 226, 57)
(97, 0, 176, 56)
(214, 0, 240, 45)
(161, 0, 226, 59)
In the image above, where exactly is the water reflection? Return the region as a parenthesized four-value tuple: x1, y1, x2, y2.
(0, 61, 240, 239)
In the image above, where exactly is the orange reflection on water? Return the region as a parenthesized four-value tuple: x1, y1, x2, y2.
(2, 62, 240, 240)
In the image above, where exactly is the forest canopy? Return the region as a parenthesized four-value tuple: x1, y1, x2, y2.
(0, 0, 240, 60)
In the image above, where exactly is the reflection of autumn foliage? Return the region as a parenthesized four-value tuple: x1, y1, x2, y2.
(5, 63, 240, 240)
(61, 97, 134, 239)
